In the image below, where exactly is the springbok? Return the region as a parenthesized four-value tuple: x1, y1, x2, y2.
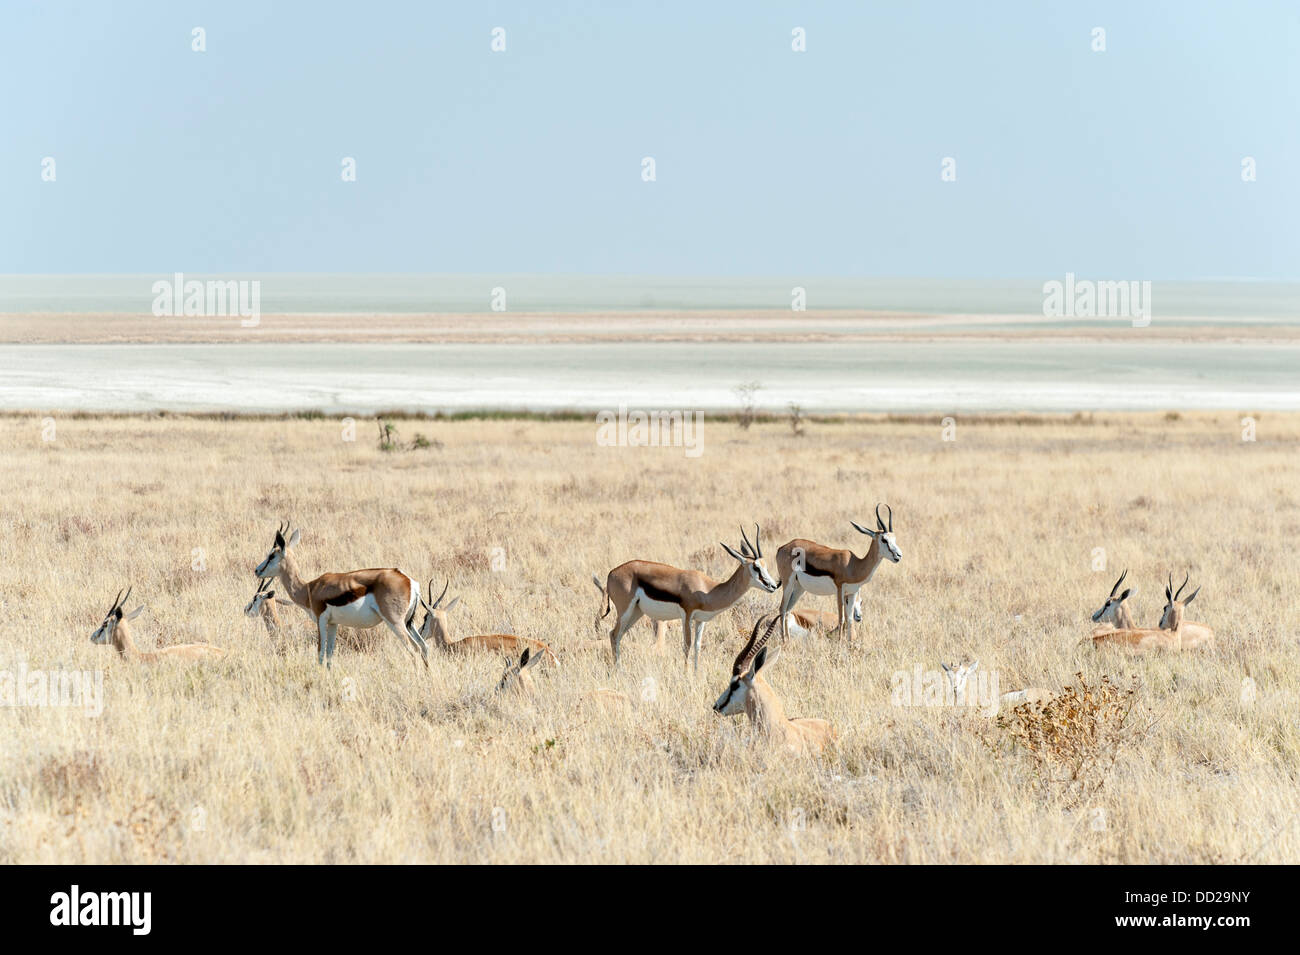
(253, 522, 426, 668)
(1090, 573, 1208, 653)
(712, 615, 835, 756)
(244, 577, 292, 644)
(592, 524, 779, 671)
(784, 591, 863, 640)
(940, 660, 1056, 711)
(1090, 569, 1138, 633)
(774, 504, 901, 645)
(419, 580, 559, 666)
(495, 647, 548, 697)
(91, 587, 226, 663)
(1158, 572, 1215, 650)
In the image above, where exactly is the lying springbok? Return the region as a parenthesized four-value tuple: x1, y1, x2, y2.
(419, 580, 559, 666)
(940, 660, 1056, 711)
(774, 504, 901, 645)
(254, 522, 426, 668)
(712, 615, 835, 756)
(593, 524, 779, 671)
(784, 591, 863, 640)
(244, 577, 292, 646)
(1090, 569, 1138, 633)
(495, 647, 548, 697)
(1158, 572, 1215, 650)
(1090, 572, 1212, 653)
(91, 587, 226, 663)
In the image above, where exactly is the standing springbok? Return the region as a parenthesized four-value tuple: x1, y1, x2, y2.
(1090, 569, 1138, 633)
(91, 587, 226, 663)
(253, 522, 426, 668)
(1158, 572, 1215, 650)
(592, 524, 779, 671)
(712, 615, 835, 756)
(774, 504, 901, 644)
(419, 580, 559, 666)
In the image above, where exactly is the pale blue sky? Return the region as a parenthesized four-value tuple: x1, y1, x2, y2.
(3, 1, 1297, 278)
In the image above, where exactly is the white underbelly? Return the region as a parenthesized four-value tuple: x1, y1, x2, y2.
(635, 591, 686, 622)
(794, 571, 838, 596)
(324, 594, 383, 629)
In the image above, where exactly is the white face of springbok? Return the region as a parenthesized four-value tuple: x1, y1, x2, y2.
(719, 523, 779, 593)
(940, 659, 979, 702)
(1158, 572, 1201, 630)
(417, 579, 462, 643)
(496, 647, 545, 696)
(254, 522, 300, 579)
(851, 503, 901, 563)
(90, 587, 144, 644)
(1091, 568, 1135, 625)
(244, 577, 277, 618)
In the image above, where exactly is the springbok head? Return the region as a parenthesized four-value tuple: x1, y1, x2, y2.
(851, 503, 901, 563)
(719, 523, 779, 593)
(496, 647, 545, 697)
(714, 615, 781, 716)
(255, 521, 300, 579)
(244, 577, 277, 618)
(940, 659, 979, 703)
(418, 578, 462, 644)
(90, 586, 145, 645)
(1091, 568, 1136, 625)
(1159, 572, 1201, 630)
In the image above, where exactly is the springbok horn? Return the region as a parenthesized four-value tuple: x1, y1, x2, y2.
(1166, 573, 1173, 602)
(120, 585, 133, 610)
(1174, 571, 1190, 601)
(875, 503, 886, 531)
(886, 504, 893, 532)
(753, 523, 762, 557)
(737, 525, 754, 559)
(431, 579, 450, 610)
(111, 588, 124, 611)
(1109, 568, 1128, 599)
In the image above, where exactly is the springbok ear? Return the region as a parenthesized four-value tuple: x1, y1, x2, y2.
(125, 605, 146, 620)
(524, 648, 545, 669)
(519, 648, 530, 668)
(444, 596, 461, 612)
(1184, 586, 1200, 606)
(850, 520, 879, 538)
(1118, 588, 1132, 602)
(760, 645, 782, 671)
(940, 662, 951, 672)
(287, 529, 301, 549)
(969, 659, 979, 673)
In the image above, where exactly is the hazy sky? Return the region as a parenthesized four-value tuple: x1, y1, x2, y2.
(4, 1, 1297, 278)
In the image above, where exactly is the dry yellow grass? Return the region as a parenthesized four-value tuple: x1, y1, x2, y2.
(0, 411, 1297, 863)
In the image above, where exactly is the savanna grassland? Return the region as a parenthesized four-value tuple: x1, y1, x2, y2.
(0, 411, 1296, 863)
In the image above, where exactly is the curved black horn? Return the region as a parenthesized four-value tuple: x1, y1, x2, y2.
(886, 504, 893, 532)
(1166, 573, 1173, 602)
(431, 579, 450, 610)
(111, 587, 125, 611)
(753, 523, 762, 557)
(120, 585, 133, 609)
(1109, 568, 1128, 599)
(875, 503, 886, 531)
(1174, 571, 1189, 601)
(738, 524, 756, 558)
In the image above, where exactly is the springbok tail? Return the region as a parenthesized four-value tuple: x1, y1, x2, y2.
(592, 574, 611, 628)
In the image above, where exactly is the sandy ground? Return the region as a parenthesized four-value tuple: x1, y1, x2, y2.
(3, 310, 1298, 344)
